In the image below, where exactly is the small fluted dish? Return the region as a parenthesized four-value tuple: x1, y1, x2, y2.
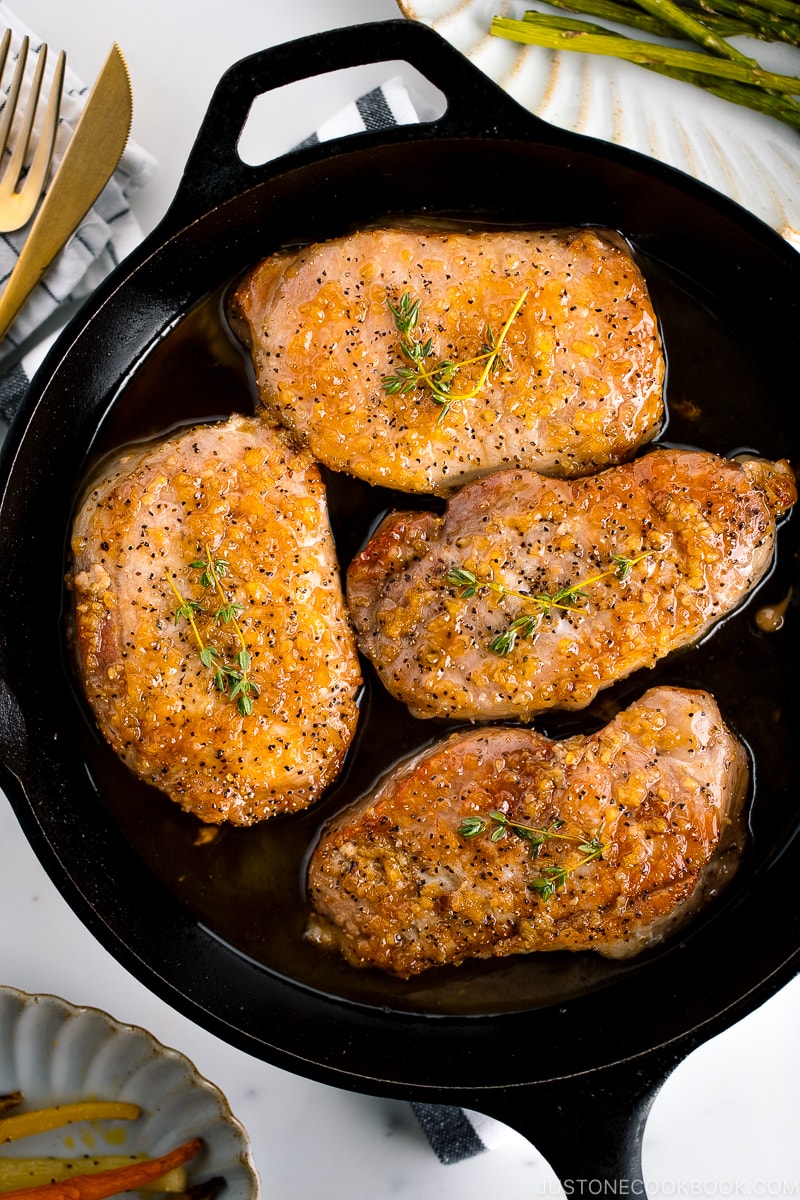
(0, 986, 259, 1200)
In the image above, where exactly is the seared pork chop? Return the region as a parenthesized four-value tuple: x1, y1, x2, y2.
(228, 227, 664, 494)
(68, 415, 361, 825)
(347, 448, 796, 720)
(307, 686, 748, 977)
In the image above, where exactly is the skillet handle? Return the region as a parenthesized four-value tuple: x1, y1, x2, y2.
(472, 1049, 682, 1193)
(166, 19, 541, 226)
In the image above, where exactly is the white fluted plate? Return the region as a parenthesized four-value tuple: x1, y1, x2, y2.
(397, 0, 800, 249)
(0, 987, 259, 1200)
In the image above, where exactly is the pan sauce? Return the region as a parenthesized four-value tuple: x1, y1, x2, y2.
(69, 233, 798, 1017)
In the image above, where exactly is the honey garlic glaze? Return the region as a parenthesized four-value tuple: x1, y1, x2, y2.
(68, 240, 799, 1017)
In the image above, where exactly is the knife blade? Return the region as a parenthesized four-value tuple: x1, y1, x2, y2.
(0, 42, 133, 343)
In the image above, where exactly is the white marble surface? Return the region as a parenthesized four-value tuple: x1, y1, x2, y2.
(1, 1, 799, 1196)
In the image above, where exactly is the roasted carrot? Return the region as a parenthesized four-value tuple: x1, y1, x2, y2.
(0, 1103, 141, 1145)
(0, 1137, 204, 1200)
(0, 1157, 188, 1193)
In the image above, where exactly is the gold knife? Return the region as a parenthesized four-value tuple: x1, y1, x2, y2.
(0, 42, 133, 343)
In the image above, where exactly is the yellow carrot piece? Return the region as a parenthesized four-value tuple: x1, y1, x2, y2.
(0, 1158, 188, 1193)
(0, 1104, 141, 1145)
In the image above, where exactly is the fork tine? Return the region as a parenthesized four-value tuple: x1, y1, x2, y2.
(0, 27, 11, 85)
(0, 33, 28, 159)
(18, 48, 65, 213)
(0, 36, 66, 234)
(4, 42, 47, 185)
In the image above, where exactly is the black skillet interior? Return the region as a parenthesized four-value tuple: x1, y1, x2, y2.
(1, 18, 799, 1178)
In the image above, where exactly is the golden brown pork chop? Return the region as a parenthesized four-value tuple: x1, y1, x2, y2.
(306, 686, 748, 977)
(347, 448, 796, 720)
(228, 227, 664, 494)
(68, 415, 361, 825)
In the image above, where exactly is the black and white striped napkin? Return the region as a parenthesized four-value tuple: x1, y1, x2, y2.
(411, 1102, 511, 1163)
(0, 16, 507, 1162)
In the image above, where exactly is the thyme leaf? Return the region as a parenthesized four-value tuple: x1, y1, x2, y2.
(528, 834, 606, 900)
(199, 646, 219, 670)
(488, 614, 541, 656)
(386, 291, 421, 335)
(457, 816, 487, 837)
(173, 598, 203, 624)
(214, 601, 245, 625)
(190, 555, 229, 588)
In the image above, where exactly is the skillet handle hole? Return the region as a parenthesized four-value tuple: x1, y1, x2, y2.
(237, 62, 447, 167)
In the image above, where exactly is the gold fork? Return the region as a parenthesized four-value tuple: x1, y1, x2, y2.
(0, 28, 66, 233)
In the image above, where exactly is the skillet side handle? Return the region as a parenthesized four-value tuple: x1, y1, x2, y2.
(473, 1051, 681, 1194)
(166, 19, 536, 226)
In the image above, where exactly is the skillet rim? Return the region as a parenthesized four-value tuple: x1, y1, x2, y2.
(1, 21, 799, 1098)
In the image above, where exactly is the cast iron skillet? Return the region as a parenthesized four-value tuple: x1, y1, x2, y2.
(1, 19, 799, 1190)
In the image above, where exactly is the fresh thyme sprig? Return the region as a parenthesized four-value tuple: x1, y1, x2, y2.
(167, 546, 260, 717)
(445, 550, 654, 656)
(194, 547, 259, 715)
(458, 809, 605, 900)
(382, 287, 528, 422)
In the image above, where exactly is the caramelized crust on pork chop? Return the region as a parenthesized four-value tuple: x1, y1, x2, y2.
(306, 687, 748, 977)
(68, 415, 361, 825)
(228, 227, 664, 494)
(347, 448, 796, 720)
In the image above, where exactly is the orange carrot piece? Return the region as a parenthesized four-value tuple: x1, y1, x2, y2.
(0, 1137, 204, 1200)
